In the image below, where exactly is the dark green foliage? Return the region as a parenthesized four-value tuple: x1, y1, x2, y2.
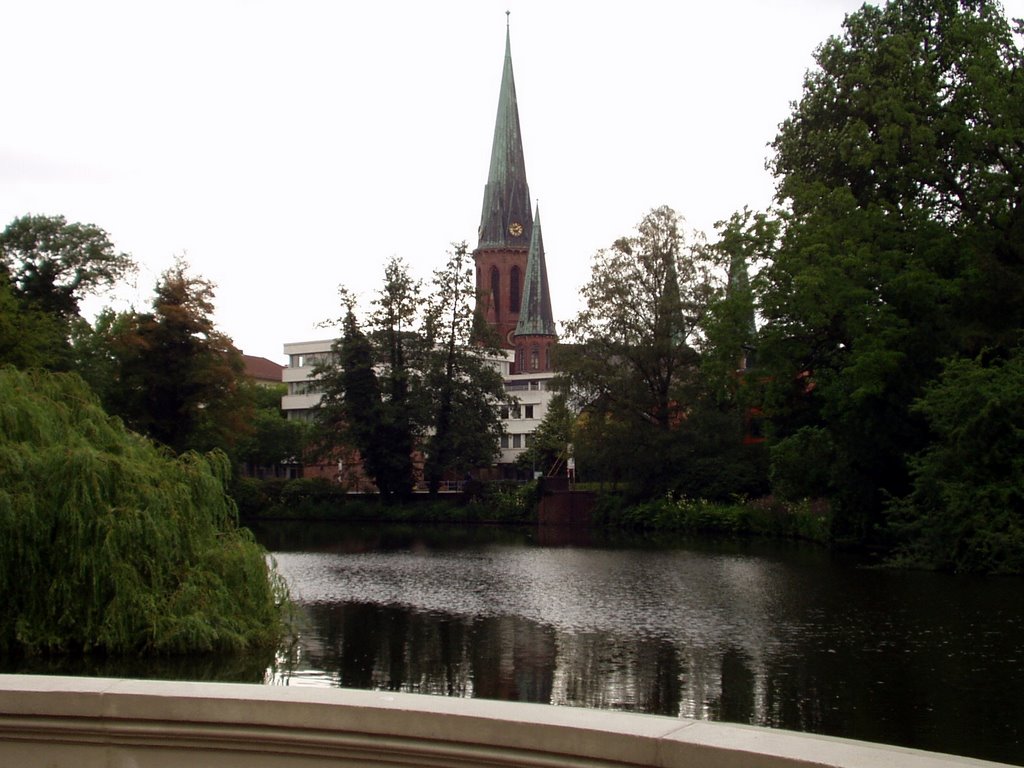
(315, 263, 421, 500)
(422, 243, 506, 493)
(0, 215, 135, 372)
(315, 248, 504, 497)
(568, 406, 635, 491)
(0, 214, 134, 320)
(464, 480, 538, 523)
(888, 348, 1024, 573)
(700, 209, 777, 397)
(365, 258, 421, 497)
(99, 259, 252, 455)
(560, 207, 770, 500)
(591, 494, 832, 544)
(311, 303, 415, 501)
(235, 477, 537, 525)
(234, 383, 309, 475)
(668, 404, 770, 502)
(560, 207, 717, 496)
(232, 477, 351, 521)
(562, 206, 708, 431)
(759, 0, 1024, 546)
(0, 275, 68, 369)
(515, 392, 574, 476)
(768, 426, 838, 501)
(0, 367, 287, 656)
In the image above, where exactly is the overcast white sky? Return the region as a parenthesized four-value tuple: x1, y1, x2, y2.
(3, 1, 1022, 363)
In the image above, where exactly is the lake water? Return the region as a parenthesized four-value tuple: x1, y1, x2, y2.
(253, 522, 1024, 765)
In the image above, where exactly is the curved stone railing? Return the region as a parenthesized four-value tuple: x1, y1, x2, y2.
(0, 675, 1010, 768)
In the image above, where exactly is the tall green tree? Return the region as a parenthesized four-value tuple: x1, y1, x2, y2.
(368, 258, 423, 496)
(0, 214, 135, 370)
(104, 259, 251, 454)
(759, 0, 1024, 541)
(889, 347, 1024, 572)
(234, 382, 309, 477)
(315, 247, 506, 497)
(0, 275, 67, 369)
(315, 292, 417, 500)
(0, 214, 134, 319)
(700, 209, 778, 401)
(515, 392, 575, 477)
(559, 206, 715, 494)
(315, 259, 425, 499)
(422, 243, 505, 494)
(0, 367, 286, 655)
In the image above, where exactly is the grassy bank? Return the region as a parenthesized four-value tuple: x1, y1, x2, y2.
(592, 494, 832, 544)
(233, 476, 538, 525)
(235, 477, 830, 544)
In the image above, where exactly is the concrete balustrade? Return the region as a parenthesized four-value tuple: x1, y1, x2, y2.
(0, 675, 1011, 768)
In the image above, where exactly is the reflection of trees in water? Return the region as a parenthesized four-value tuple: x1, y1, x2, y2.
(297, 604, 758, 723)
(550, 633, 682, 716)
(300, 603, 557, 703)
(290, 587, 1024, 767)
(270, 534, 1024, 765)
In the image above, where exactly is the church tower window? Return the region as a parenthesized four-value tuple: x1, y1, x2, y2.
(490, 266, 501, 319)
(510, 266, 521, 313)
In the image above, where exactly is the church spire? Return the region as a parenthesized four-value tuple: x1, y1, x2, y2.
(515, 204, 556, 337)
(477, 21, 532, 250)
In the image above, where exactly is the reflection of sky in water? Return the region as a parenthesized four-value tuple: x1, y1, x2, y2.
(276, 547, 789, 654)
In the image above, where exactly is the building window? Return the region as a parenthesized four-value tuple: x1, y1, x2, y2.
(510, 404, 521, 419)
(524, 405, 534, 419)
(512, 434, 522, 449)
(490, 266, 501, 319)
(500, 434, 509, 449)
(500, 405, 510, 420)
(524, 432, 534, 447)
(288, 381, 322, 396)
(510, 266, 521, 313)
(530, 346, 540, 371)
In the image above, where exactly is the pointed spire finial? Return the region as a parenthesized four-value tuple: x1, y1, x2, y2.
(506, 9, 510, 28)
(477, 7, 532, 251)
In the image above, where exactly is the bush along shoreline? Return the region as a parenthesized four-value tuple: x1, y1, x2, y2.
(234, 476, 830, 545)
(0, 367, 290, 657)
(589, 494, 832, 545)
(232, 476, 539, 526)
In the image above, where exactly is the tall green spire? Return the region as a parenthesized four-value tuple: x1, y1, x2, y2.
(477, 23, 533, 250)
(515, 204, 556, 337)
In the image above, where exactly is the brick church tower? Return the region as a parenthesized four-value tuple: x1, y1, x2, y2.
(474, 21, 556, 372)
(513, 204, 556, 373)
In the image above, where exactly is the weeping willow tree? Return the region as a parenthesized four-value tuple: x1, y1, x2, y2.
(0, 366, 288, 656)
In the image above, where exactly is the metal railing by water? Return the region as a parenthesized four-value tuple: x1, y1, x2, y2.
(0, 675, 1011, 768)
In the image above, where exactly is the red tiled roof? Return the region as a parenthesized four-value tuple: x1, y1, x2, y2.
(242, 354, 285, 383)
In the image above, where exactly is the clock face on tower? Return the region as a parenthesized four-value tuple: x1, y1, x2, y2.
(508, 222, 523, 237)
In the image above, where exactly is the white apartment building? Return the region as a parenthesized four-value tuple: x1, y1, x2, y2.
(281, 339, 336, 422)
(280, 339, 556, 470)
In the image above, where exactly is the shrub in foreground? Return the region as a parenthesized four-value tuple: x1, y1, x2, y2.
(0, 367, 288, 656)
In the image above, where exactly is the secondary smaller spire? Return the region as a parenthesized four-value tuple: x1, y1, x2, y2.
(514, 203, 556, 338)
